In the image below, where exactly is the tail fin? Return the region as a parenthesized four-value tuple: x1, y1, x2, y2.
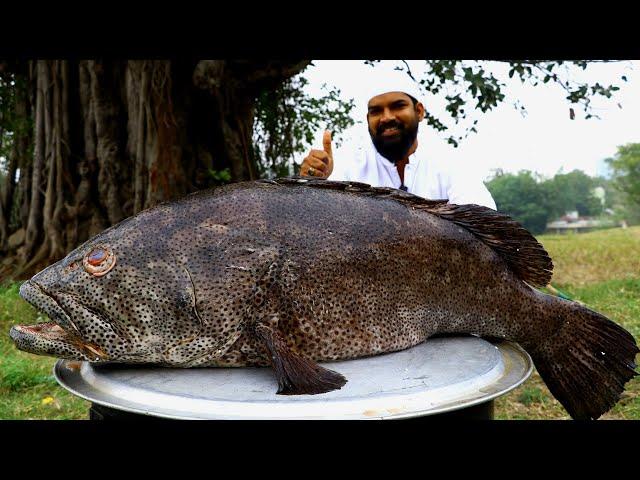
(530, 303, 638, 420)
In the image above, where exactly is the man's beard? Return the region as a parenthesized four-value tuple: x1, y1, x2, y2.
(370, 118, 419, 164)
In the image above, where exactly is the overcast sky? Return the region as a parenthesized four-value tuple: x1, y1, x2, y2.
(301, 60, 639, 181)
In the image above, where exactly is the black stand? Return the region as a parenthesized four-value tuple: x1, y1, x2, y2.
(88, 400, 494, 420)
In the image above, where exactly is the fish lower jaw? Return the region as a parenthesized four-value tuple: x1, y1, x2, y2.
(12, 319, 87, 346)
(10, 321, 108, 362)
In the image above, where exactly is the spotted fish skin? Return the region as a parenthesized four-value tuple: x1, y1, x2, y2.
(10, 178, 639, 419)
(208, 186, 549, 367)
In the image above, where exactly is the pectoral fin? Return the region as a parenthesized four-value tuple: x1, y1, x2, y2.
(254, 323, 346, 395)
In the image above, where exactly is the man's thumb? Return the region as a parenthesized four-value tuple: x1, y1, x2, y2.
(323, 130, 333, 158)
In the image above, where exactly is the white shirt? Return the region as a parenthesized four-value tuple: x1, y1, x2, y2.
(329, 135, 496, 210)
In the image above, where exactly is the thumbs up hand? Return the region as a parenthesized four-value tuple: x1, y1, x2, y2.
(301, 130, 334, 178)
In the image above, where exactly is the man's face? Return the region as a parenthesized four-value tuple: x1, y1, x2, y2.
(367, 92, 424, 164)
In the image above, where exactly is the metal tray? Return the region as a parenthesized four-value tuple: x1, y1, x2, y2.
(54, 336, 532, 420)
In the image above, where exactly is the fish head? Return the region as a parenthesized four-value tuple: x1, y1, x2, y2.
(10, 217, 203, 364)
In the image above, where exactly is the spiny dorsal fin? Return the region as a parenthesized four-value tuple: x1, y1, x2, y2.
(259, 177, 553, 287)
(420, 202, 553, 287)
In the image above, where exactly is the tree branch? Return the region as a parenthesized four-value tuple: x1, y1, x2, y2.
(193, 60, 310, 95)
(231, 60, 311, 92)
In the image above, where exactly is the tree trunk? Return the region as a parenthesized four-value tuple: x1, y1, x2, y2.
(90, 60, 128, 225)
(215, 85, 259, 181)
(23, 61, 47, 261)
(76, 60, 107, 240)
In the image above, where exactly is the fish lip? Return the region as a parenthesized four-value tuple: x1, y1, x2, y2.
(13, 280, 108, 360)
(10, 322, 73, 343)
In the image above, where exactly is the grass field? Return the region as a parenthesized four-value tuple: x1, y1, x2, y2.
(1, 226, 639, 420)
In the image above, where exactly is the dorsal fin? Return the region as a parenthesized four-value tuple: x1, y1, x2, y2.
(258, 177, 553, 287)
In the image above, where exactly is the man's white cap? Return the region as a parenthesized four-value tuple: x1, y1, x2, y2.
(360, 65, 424, 106)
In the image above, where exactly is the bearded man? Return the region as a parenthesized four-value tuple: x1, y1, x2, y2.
(300, 87, 497, 210)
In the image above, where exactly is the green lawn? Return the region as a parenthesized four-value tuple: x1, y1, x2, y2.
(1, 226, 639, 420)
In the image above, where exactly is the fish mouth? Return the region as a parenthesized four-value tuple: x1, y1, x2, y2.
(10, 280, 109, 362)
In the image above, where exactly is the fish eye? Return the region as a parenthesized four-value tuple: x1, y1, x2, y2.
(83, 245, 116, 277)
(88, 249, 107, 266)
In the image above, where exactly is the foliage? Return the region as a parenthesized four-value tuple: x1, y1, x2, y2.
(545, 170, 604, 217)
(596, 175, 623, 209)
(518, 386, 547, 406)
(486, 170, 552, 234)
(207, 168, 232, 186)
(0, 71, 30, 173)
(253, 73, 357, 178)
(606, 143, 640, 208)
(0, 72, 15, 179)
(364, 60, 625, 147)
(0, 69, 32, 235)
(486, 169, 608, 234)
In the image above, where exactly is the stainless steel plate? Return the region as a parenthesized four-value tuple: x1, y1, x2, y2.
(54, 336, 532, 420)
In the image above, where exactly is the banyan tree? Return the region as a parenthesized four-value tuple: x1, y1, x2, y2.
(0, 60, 310, 278)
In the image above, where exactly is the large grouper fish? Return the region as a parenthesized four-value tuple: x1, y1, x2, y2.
(10, 177, 639, 419)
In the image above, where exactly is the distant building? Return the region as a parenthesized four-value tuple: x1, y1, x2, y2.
(546, 210, 617, 234)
